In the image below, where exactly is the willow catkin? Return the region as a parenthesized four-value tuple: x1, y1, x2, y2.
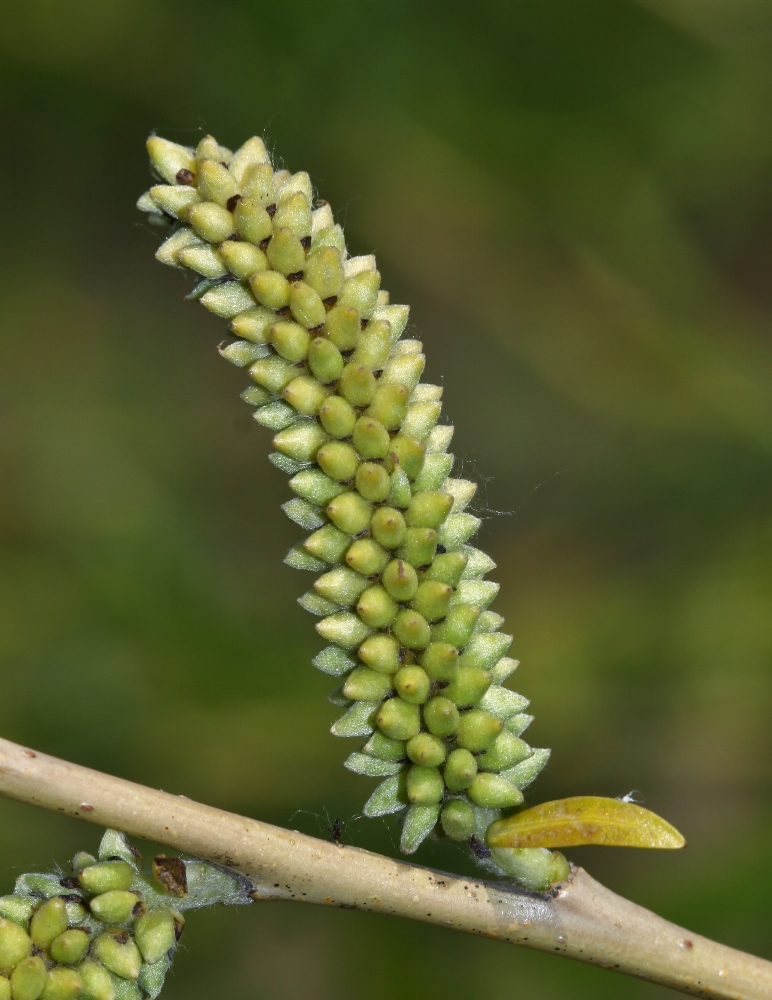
(0, 830, 251, 1000)
(138, 134, 568, 889)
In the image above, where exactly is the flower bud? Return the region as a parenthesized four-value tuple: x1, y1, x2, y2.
(10, 955, 46, 1000)
(195, 134, 230, 162)
(478, 731, 532, 771)
(358, 634, 401, 674)
(424, 552, 468, 587)
(339, 363, 376, 407)
(308, 338, 344, 384)
(0, 919, 32, 975)
(323, 305, 360, 351)
(272, 423, 327, 462)
(149, 185, 201, 221)
(381, 559, 418, 601)
(354, 463, 391, 502)
(444, 667, 492, 707)
(219, 240, 268, 281)
(273, 192, 312, 238)
(314, 566, 367, 606)
(406, 766, 444, 805)
(441, 800, 475, 841)
(400, 804, 441, 855)
(289, 281, 326, 329)
(318, 395, 356, 437)
(250, 270, 290, 310)
(439, 512, 481, 549)
(388, 436, 426, 480)
(376, 699, 421, 741)
(269, 321, 310, 362)
(200, 283, 256, 318)
(89, 891, 140, 924)
(352, 417, 390, 460)
(231, 306, 274, 343)
(410, 580, 453, 622)
(94, 930, 142, 981)
(49, 929, 90, 966)
(345, 539, 389, 576)
(430, 604, 480, 646)
(488, 848, 570, 892)
(266, 228, 305, 275)
(420, 643, 458, 682)
(394, 666, 430, 704)
(241, 162, 275, 203)
(146, 137, 196, 185)
(362, 732, 406, 761)
(327, 492, 372, 535)
(249, 355, 297, 393)
(405, 491, 453, 530)
(40, 967, 83, 1000)
(366, 384, 409, 430)
(356, 586, 398, 629)
(467, 773, 524, 809)
(77, 962, 114, 1000)
(381, 354, 424, 393)
(443, 748, 477, 791)
(402, 401, 442, 440)
(187, 202, 234, 243)
(0, 898, 32, 927)
(423, 697, 459, 738)
(405, 732, 447, 767)
(303, 247, 344, 300)
(370, 508, 406, 550)
(342, 668, 393, 702)
(303, 524, 350, 563)
(30, 898, 68, 950)
(392, 610, 431, 650)
(316, 442, 359, 483)
(316, 612, 372, 649)
(338, 270, 380, 318)
(352, 320, 391, 370)
(396, 528, 438, 569)
(133, 909, 177, 967)
(388, 468, 412, 509)
(0, 978, 10, 1000)
(197, 159, 239, 206)
(456, 710, 503, 752)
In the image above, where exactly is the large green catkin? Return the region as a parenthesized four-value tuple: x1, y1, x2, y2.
(139, 134, 568, 888)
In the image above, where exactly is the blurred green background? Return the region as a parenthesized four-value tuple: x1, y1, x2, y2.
(1, 0, 771, 996)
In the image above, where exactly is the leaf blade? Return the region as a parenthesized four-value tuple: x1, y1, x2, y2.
(486, 796, 686, 850)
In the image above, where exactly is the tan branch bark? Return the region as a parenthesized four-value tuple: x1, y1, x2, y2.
(0, 736, 769, 999)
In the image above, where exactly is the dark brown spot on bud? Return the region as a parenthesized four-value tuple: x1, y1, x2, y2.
(153, 855, 188, 897)
(309, 324, 325, 335)
(132, 901, 147, 918)
(226, 194, 242, 212)
(266, 203, 277, 218)
(59, 877, 81, 890)
(275, 306, 291, 317)
(300, 236, 312, 250)
(225, 233, 243, 242)
(58, 894, 85, 905)
(258, 237, 271, 251)
(176, 168, 196, 186)
(323, 296, 337, 309)
(113, 930, 130, 945)
(287, 271, 304, 282)
(436, 545, 446, 555)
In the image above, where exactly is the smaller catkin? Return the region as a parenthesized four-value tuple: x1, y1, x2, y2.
(139, 135, 568, 888)
(0, 830, 251, 1000)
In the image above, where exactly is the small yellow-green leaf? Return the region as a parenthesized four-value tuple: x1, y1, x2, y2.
(486, 796, 686, 850)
